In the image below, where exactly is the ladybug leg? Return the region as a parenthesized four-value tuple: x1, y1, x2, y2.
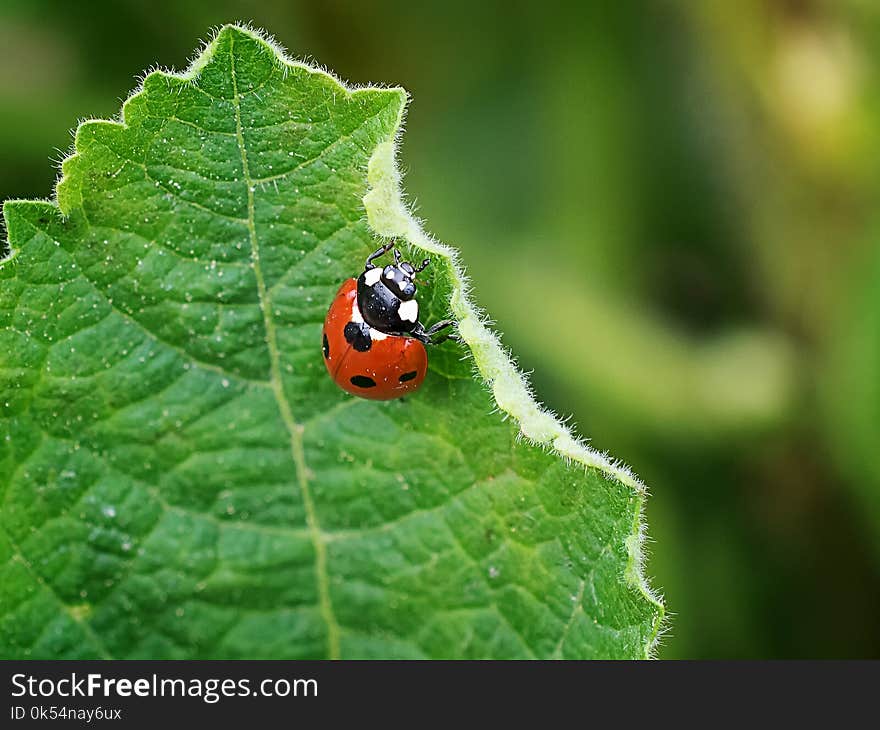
(413, 319, 458, 345)
(429, 319, 460, 344)
(365, 240, 395, 270)
(425, 319, 454, 336)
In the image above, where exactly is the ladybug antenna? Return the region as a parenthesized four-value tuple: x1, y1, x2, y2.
(414, 258, 431, 274)
(365, 240, 395, 270)
(393, 248, 402, 264)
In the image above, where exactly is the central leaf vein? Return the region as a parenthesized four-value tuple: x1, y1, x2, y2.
(228, 37, 341, 659)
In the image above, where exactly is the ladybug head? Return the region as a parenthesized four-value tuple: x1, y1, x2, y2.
(380, 249, 430, 301)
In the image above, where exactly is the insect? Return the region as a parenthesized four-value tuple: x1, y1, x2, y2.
(322, 241, 455, 400)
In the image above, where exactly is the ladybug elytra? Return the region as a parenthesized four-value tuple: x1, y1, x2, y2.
(322, 241, 455, 400)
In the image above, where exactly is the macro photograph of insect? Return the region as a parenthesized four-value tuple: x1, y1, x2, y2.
(1, 0, 879, 713)
(322, 241, 456, 400)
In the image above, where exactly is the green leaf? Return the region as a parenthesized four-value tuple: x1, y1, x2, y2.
(0, 24, 663, 659)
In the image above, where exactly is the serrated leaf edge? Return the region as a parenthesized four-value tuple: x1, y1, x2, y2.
(364, 142, 666, 657)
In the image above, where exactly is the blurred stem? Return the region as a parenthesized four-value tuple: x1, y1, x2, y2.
(476, 253, 798, 440)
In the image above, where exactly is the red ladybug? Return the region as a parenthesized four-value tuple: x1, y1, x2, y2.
(322, 242, 454, 400)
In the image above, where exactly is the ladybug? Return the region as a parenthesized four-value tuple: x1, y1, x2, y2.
(322, 241, 455, 400)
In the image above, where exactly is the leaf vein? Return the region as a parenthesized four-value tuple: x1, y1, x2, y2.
(0, 521, 114, 659)
(229, 36, 342, 660)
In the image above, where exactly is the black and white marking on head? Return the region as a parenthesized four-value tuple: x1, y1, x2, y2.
(363, 267, 383, 286)
(380, 265, 416, 301)
(343, 321, 372, 352)
(349, 375, 377, 388)
(357, 248, 433, 335)
(397, 299, 418, 323)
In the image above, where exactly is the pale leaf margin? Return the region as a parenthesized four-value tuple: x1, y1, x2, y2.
(0, 22, 666, 657)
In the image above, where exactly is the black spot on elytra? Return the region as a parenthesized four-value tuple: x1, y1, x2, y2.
(322, 333, 330, 359)
(344, 321, 372, 352)
(350, 375, 376, 388)
(399, 370, 418, 383)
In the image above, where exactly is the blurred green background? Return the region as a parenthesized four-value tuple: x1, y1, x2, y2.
(3, 0, 880, 658)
